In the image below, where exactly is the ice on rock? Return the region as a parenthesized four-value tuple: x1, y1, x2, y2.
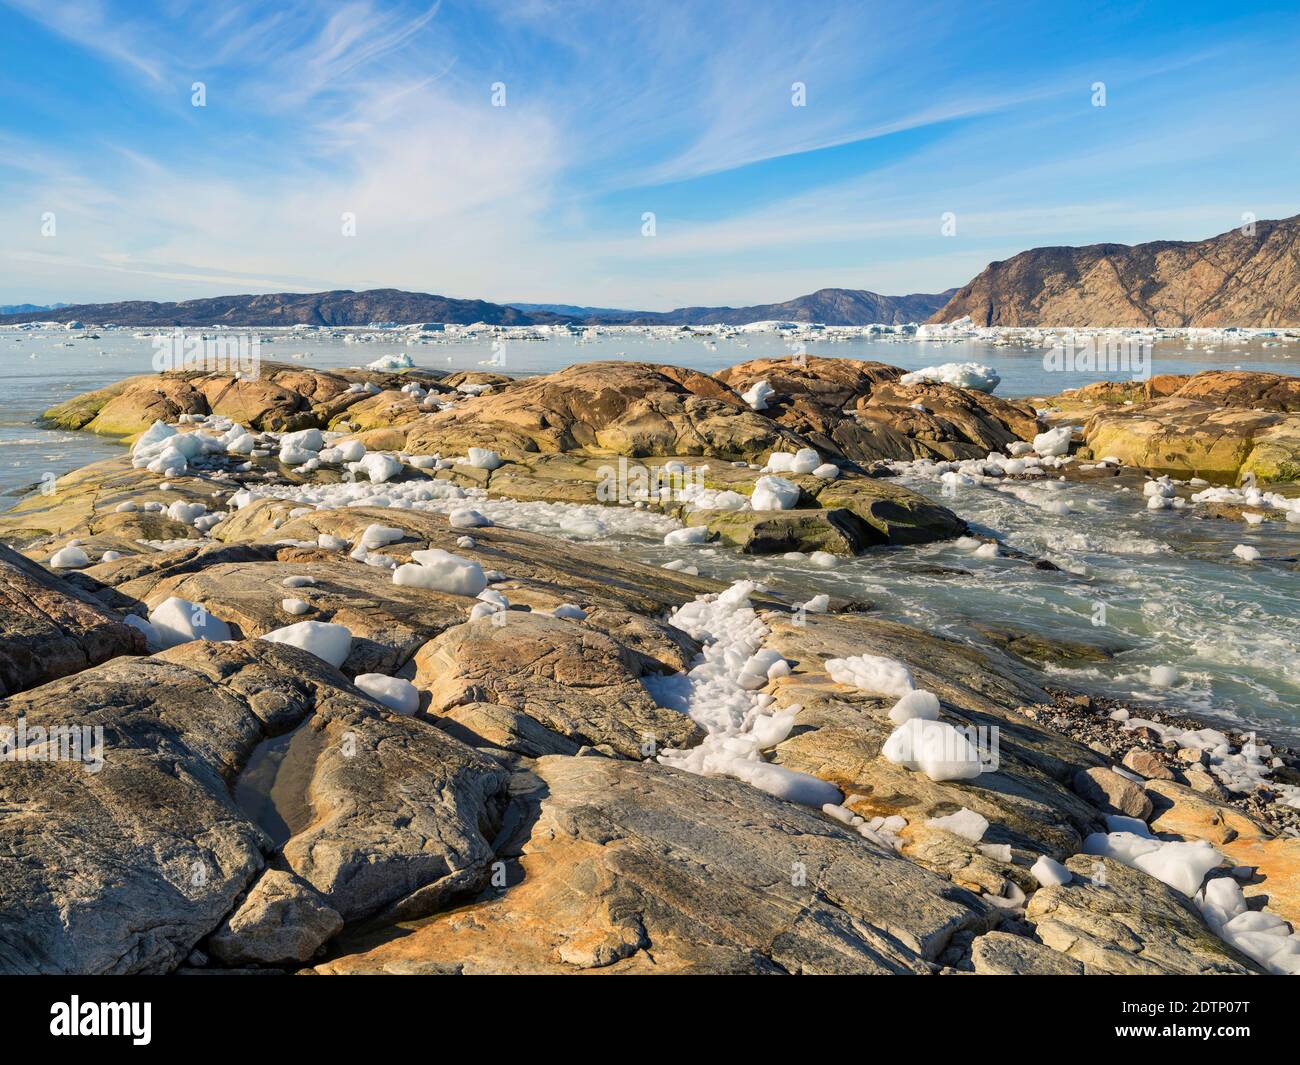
(259, 621, 352, 668)
(1031, 855, 1073, 887)
(281, 598, 311, 616)
(49, 546, 90, 569)
(1032, 426, 1075, 457)
(788, 448, 821, 475)
(115, 501, 138, 513)
(449, 508, 492, 529)
(763, 451, 797, 473)
(664, 526, 710, 546)
(882, 718, 984, 781)
(282, 575, 316, 588)
(796, 593, 830, 614)
(926, 807, 988, 842)
(148, 596, 233, 649)
(900, 362, 1000, 393)
(1232, 544, 1261, 562)
(888, 689, 940, 724)
(750, 475, 800, 511)
(353, 673, 420, 715)
(741, 379, 773, 411)
(395, 549, 487, 596)
(360, 524, 406, 550)
(551, 604, 587, 620)
(825, 654, 914, 697)
(812, 463, 839, 480)
(649, 582, 840, 808)
(357, 453, 402, 483)
(465, 447, 503, 471)
(101, 550, 122, 562)
(1132, 839, 1223, 897)
(318, 534, 349, 551)
(280, 428, 324, 453)
(1084, 832, 1220, 896)
(366, 352, 413, 371)
(166, 501, 206, 525)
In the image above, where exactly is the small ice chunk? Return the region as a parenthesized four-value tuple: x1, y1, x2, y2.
(741, 379, 774, 410)
(259, 620, 352, 668)
(396, 549, 487, 596)
(825, 654, 914, 697)
(1232, 544, 1261, 562)
(926, 807, 988, 842)
(281, 598, 310, 616)
(1031, 855, 1072, 887)
(889, 689, 940, 724)
(751, 475, 800, 511)
(664, 526, 710, 546)
(465, 447, 503, 471)
(449, 508, 492, 529)
(353, 673, 420, 715)
(148, 596, 233, 648)
(49, 545, 90, 569)
(1032, 426, 1075, 457)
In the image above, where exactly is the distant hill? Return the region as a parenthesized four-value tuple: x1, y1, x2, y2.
(931, 215, 1300, 327)
(587, 288, 957, 326)
(0, 289, 565, 327)
(0, 286, 959, 328)
(0, 303, 67, 315)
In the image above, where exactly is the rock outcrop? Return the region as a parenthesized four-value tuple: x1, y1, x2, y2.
(0, 543, 145, 696)
(0, 640, 508, 974)
(1044, 371, 1300, 483)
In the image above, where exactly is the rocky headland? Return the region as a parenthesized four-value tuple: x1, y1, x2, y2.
(2, 355, 1298, 976)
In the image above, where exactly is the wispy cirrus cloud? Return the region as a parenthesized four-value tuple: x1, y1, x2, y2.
(0, 0, 1297, 308)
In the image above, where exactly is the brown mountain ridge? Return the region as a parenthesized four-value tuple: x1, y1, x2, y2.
(930, 215, 1300, 328)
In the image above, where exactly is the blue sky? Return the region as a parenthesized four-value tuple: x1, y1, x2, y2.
(1, 0, 1298, 309)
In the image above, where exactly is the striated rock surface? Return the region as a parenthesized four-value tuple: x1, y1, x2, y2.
(0, 543, 144, 695)
(314, 756, 992, 975)
(1025, 856, 1260, 974)
(0, 640, 507, 974)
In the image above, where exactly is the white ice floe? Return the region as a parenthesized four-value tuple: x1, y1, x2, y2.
(49, 545, 90, 569)
(259, 620, 352, 668)
(353, 673, 420, 715)
(1030, 855, 1072, 887)
(926, 807, 988, 842)
(900, 362, 1000, 393)
(882, 717, 985, 781)
(366, 352, 414, 371)
(825, 653, 914, 697)
(148, 596, 233, 649)
(751, 474, 800, 510)
(741, 379, 774, 410)
(393, 549, 487, 596)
